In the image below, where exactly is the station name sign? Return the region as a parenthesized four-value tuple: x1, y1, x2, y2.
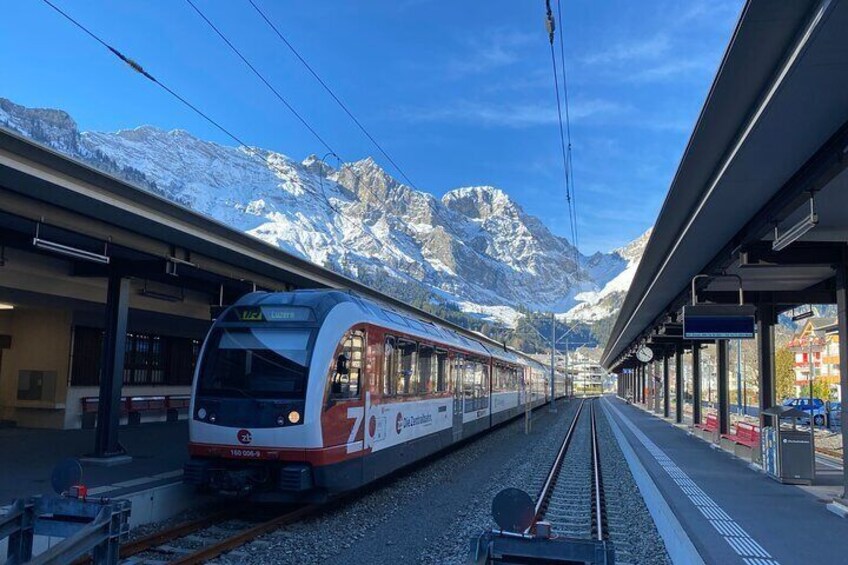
(682, 304, 756, 339)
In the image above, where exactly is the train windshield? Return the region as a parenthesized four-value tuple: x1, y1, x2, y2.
(197, 327, 314, 399)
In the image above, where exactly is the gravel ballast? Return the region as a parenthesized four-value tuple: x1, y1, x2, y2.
(193, 398, 673, 564)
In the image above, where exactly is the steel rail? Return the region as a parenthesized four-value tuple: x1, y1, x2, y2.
(590, 400, 605, 541)
(530, 398, 585, 529)
(168, 504, 318, 565)
(116, 507, 241, 559)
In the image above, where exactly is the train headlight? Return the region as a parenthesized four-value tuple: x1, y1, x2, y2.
(276, 415, 286, 426)
(197, 407, 207, 420)
(287, 410, 301, 424)
(208, 413, 217, 423)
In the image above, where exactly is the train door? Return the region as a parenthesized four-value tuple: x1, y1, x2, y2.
(452, 353, 464, 441)
(323, 329, 367, 454)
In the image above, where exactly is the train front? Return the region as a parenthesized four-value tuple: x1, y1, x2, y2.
(184, 293, 329, 501)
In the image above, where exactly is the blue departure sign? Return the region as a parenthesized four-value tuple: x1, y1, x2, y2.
(683, 304, 756, 339)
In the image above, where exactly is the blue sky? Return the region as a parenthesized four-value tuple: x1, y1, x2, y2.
(2, 0, 741, 253)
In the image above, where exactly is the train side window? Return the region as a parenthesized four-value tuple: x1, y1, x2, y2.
(384, 337, 396, 396)
(480, 362, 490, 397)
(451, 353, 464, 395)
(395, 339, 418, 395)
(435, 349, 448, 392)
(418, 344, 435, 394)
(329, 329, 365, 401)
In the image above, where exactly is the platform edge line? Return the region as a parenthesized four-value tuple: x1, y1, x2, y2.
(600, 398, 705, 565)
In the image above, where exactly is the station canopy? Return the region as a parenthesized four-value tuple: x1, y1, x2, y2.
(603, 0, 848, 370)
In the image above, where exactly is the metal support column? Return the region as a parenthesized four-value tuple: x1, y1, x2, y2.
(639, 365, 643, 403)
(653, 361, 661, 413)
(757, 303, 776, 429)
(93, 274, 130, 458)
(693, 344, 702, 425)
(675, 343, 684, 423)
(663, 354, 670, 418)
(636, 366, 641, 403)
(836, 255, 848, 499)
(717, 339, 729, 436)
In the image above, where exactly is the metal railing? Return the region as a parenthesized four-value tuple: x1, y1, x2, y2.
(1, 496, 130, 564)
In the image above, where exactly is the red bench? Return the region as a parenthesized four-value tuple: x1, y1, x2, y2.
(694, 413, 718, 432)
(722, 421, 760, 448)
(166, 395, 191, 421)
(80, 394, 189, 428)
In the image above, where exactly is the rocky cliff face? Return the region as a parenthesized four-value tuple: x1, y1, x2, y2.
(0, 97, 648, 328)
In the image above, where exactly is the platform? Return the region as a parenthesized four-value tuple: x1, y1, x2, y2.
(604, 396, 848, 564)
(0, 421, 188, 505)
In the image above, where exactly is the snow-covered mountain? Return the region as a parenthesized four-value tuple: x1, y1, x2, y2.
(0, 97, 648, 328)
(565, 229, 652, 322)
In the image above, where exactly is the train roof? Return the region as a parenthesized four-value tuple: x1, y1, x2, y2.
(229, 290, 557, 372)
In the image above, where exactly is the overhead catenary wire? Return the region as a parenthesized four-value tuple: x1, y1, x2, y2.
(555, 0, 579, 254)
(183, 0, 336, 157)
(182, 1, 404, 229)
(40, 0, 390, 252)
(246, 0, 419, 191)
(544, 0, 579, 260)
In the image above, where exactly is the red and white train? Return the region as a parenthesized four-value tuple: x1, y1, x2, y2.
(184, 290, 568, 501)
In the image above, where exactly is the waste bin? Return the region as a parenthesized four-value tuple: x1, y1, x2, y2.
(761, 406, 815, 485)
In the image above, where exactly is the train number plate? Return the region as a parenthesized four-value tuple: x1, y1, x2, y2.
(229, 448, 261, 458)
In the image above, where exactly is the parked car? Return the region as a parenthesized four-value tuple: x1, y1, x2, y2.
(782, 397, 827, 426)
(829, 402, 842, 427)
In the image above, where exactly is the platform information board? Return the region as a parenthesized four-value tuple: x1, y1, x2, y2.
(682, 304, 755, 339)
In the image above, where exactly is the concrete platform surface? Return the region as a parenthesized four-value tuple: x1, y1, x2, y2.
(0, 421, 188, 504)
(604, 396, 848, 565)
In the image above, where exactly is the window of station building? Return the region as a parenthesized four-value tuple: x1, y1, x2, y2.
(329, 329, 365, 401)
(124, 333, 164, 385)
(70, 326, 200, 387)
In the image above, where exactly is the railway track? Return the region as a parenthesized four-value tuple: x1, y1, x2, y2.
(118, 504, 316, 564)
(531, 397, 658, 563)
(532, 398, 607, 542)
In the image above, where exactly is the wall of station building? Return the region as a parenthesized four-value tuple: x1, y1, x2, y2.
(0, 247, 214, 429)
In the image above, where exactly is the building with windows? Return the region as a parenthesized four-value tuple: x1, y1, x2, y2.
(787, 318, 841, 400)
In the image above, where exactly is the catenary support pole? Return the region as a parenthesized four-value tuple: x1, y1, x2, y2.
(717, 339, 729, 436)
(757, 302, 776, 429)
(550, 312, 556, 412)
(693, 344, 702, 425)
(663, 353, 670, 418)
(675, 343, 684, 423)
(93, 274, 130, 458)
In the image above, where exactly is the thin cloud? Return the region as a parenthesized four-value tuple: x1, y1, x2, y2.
(446, 31, 535, 76)
(399, 99, 629, 128)
(582, 34, 671, 65)
(626, 56, 714, 84)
